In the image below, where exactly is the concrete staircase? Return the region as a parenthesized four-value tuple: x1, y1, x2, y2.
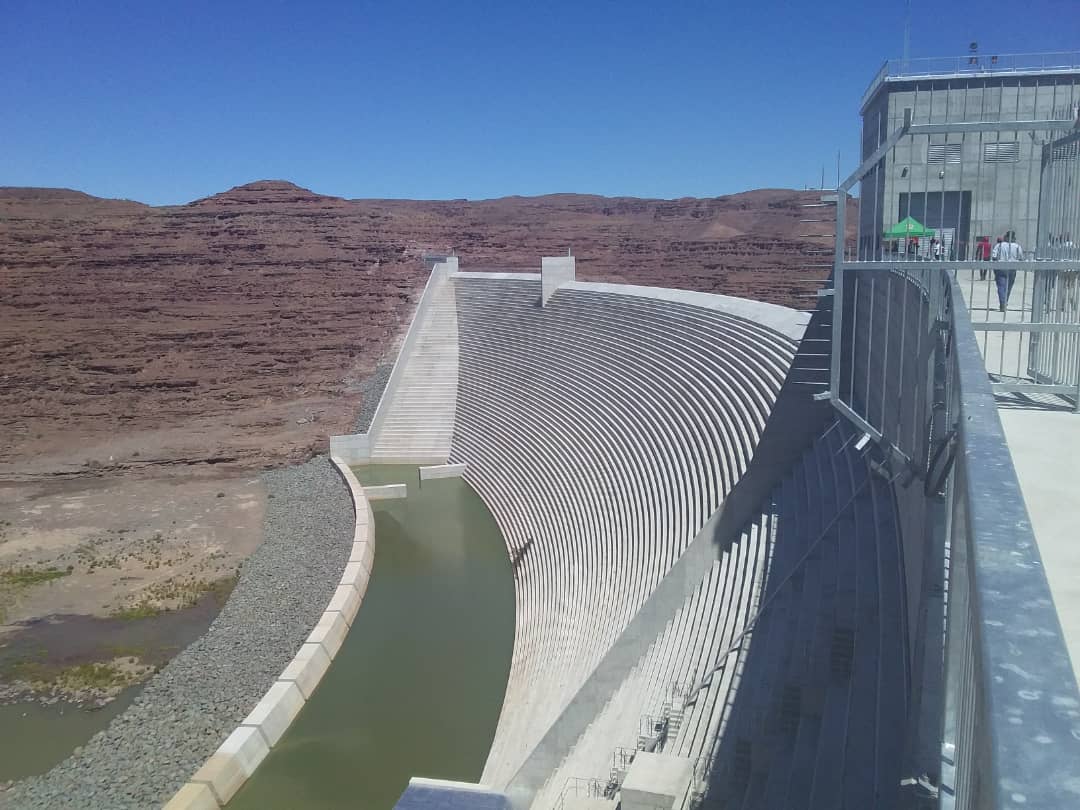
(370, 280, 459, 462)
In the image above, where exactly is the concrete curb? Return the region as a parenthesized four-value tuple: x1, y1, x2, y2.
(162, 455, 375, 809)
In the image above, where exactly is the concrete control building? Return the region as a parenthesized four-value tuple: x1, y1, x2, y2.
(858, 52, 1080, 258)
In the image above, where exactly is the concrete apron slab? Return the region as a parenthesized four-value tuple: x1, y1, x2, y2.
(161, 455, 375, 809)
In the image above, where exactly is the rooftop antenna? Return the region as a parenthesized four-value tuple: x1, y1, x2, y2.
(902, 0, 911, 69)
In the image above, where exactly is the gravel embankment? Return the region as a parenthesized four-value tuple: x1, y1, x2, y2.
(1, 456, 353, 809)
(352, 364, 392, 433)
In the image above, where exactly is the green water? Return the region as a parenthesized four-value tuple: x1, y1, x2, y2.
(230, 465, 515, 810)
(0, 689, 139, 781)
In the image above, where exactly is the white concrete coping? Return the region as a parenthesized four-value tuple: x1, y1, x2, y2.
(306, 610, 350, 658)
(364, 483, 408, 500)
(279, 642, 333, 700)
(349, 539, 374, 573)
(354, 497, 371, 526)
(162, 782, 219, 810)
(191, 726, 270, 804)
(242, 680, 305, 748)
(162, 454, 375, 809)
(338, 564, 370, 603)
(418, 462, 468, 480)
(560, 280, 810, 341)
(326, 582, 363, 624)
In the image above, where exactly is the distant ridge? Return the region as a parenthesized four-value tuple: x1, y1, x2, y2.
(188, 180, 345, 208)
(1, 179, 848, 479)
(0, 187, 149, 218)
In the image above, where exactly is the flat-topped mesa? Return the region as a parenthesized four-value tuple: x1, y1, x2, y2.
(187, 180, 346, 208)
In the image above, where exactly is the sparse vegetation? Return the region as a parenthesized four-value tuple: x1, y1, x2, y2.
(3, 656, 152, 693)
(1, 565, 72, 586)
(110, 571, 238, 619)
(110, 600, 163, 619)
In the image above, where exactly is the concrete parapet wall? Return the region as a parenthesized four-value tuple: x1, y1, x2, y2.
(189, 726, 270, 805)
(418, 462, 468, 480)
(242, 681, 305, 747)
(329, 432, 370, 464)
(163, 783, 219, 810)
(162, 454, 375, 809)
(279, 642, 332, 699)
(541, 255, 576, 306)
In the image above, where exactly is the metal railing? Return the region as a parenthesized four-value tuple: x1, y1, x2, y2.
(832, 265, 1080, 805)
(861, 50, 1080, 110)
(938, 275, 1080, 809)
(552, 776, 607, 810)
(825, 88, 1080, 805)
(828, 257, 1080, 807)
(960, 265, 1080, 410)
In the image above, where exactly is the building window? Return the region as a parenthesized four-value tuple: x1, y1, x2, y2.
(1051, 142, 1079, 162)
(982, 142, 1020, 163)
(927, 143, 962, 164)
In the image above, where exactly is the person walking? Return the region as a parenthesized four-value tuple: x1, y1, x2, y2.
(991, 230, 1023, 312)
(976, 236, 991, 279)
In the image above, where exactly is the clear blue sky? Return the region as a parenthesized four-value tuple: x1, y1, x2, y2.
(3, 0, 1077, 205)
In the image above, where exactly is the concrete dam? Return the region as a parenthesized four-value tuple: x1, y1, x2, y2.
(163, 236, 1080, 810)
(160, 250, 917, 810)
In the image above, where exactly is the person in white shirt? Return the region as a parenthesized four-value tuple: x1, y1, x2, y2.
(991, 230, 1023, 311)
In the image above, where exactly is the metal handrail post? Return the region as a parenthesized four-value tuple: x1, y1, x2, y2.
(1074, 345, 1080, 413)
(830, 187, 847, 402)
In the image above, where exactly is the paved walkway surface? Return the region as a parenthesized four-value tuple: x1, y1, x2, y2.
(997, 399, 1080, 686)
(960, 268, 1080, 685)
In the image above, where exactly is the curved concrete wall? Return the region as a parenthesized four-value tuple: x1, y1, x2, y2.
(163, 458, 374, 809)
(448, 275, 802, 790)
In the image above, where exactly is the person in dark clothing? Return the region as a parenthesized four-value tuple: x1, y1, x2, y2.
(976, 236, 991, 279)
(991, 231, 1023, 312)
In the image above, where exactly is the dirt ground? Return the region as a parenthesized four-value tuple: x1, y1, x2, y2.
(0, 474, 263, 628)
(0, 470, 263, 703)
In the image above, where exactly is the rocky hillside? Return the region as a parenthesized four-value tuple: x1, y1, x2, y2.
(0, 181, 846, 476)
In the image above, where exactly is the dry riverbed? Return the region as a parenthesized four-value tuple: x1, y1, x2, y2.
(0, 473, 264, 706)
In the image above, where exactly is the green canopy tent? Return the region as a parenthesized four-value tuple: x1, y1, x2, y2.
(884, 216, 935, 238)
